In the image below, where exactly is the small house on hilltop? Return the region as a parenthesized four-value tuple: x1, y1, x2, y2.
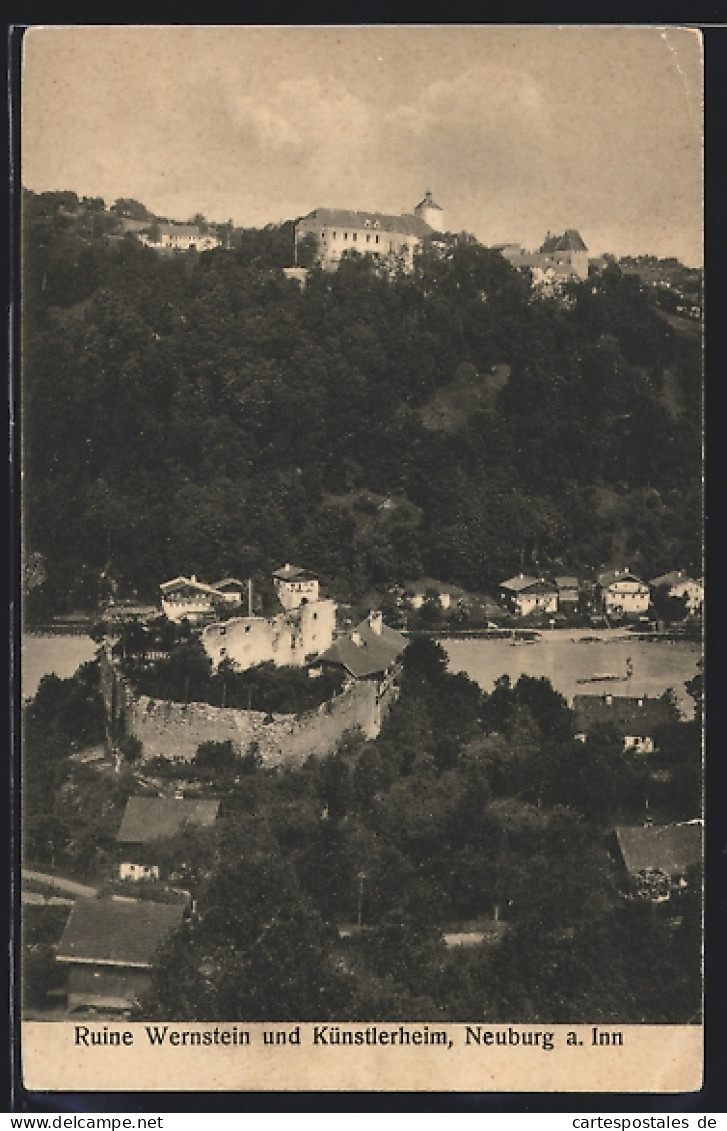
(496, 229, 589, 283)
(56, 898, 185, 1010)
(613, 823, 702, 901)
(116, 796, 220, 881)
(573, 693, 674, 753)
(139, 222, 220, 252)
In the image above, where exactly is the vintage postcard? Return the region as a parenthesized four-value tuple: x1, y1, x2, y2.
(17, 24, 704, 1095)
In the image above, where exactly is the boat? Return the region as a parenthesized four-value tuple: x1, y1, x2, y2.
(576, 672, 624, 683)
(576, 660, 633, 684)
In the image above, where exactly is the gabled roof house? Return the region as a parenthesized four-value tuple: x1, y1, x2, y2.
(56, 898, 185, 1010)
(116, 796, 220, 881)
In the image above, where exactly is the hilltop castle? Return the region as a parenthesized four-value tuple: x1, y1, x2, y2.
(295, 191, 445, 272)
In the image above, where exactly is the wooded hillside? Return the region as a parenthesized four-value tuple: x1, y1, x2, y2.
(22, 190, 702, 616)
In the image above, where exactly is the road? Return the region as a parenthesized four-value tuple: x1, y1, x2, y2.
(22, 870, 98, 898)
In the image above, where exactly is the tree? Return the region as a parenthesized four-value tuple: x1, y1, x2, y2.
(142, 822, 354, 1020)
(194, 739, 237, 773)
(111, 198, 152, 220)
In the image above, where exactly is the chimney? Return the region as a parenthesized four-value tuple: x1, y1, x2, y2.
(351, 631, 362, 647)
(605, 694, 613, 706)
(637, 698, 643, 708)
(191, 574, 197, 584)
(368, 610, 383, 636)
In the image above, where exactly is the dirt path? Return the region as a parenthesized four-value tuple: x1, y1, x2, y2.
(22, 869, 98, 898)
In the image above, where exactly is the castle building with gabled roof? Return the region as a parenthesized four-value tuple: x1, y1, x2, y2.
(295, 193, 444, 272)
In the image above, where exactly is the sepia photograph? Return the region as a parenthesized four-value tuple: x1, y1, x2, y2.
(17, 24, 704, 1094)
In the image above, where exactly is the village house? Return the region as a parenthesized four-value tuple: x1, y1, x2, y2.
(573, 693, 674, 753)
(403, 578, 467, 611)
(138, 222, 220, 252)
(313, 611, 405, 682)
(55, 898, 185, 1011)
(596, 568, 650, 619)
(294, 192, 444, 273)
(116, 796, 221, 882)
(499, 574, 558, 617)
(649, 570, 704, 615)
(159, 575, 245, 623)
(612, 822, 702, 901)
(554, 575, 580, 608)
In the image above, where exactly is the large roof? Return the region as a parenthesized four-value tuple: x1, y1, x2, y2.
(539, 229, 588, 253)
(300, 208, 433, 240)
(273, 564, 316, 582)
(213, 577, 245, 591)
(573, 694, 672, 736)
(56, 899, 184, 968)
(117, 797, 220, 843)
(615, 823, 702, 878)
(317, 616, 406, 678)
(160, 576, 219, 596)
(650, 570, 697, 589)
(597, 569, 646, 588)
(500, 575, 556, 593)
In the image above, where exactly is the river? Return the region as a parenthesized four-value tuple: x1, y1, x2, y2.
(20, 628, 702, 720)
(20, 634, 98, 700)
(442, 628, 701, 718)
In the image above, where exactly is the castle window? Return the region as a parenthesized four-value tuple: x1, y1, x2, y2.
(352, 232, 357, 242)
(366, 234, 370, 243)
(332, 231, 336, 238)
(375, 235, 379, 244)
(343, 232, 348, 240)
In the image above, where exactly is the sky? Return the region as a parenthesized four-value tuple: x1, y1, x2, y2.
(21, 25, 703, 265)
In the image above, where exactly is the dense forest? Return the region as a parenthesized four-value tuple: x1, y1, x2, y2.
(22, 190, 702, 618)
(22, 643, 702, 1022)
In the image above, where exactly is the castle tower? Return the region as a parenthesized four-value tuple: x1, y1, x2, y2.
(414, 191, 444, 233)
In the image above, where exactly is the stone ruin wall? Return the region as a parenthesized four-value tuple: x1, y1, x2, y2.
(100, 652, 388, 767)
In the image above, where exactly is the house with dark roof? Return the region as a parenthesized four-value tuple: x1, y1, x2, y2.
(500, 574, 558, 617)
(314, 611, 406, 682)
(116, 796, 220, 881)
(573, 693, 673, 753)
(272, 563, 320, 610)
(596, 568, 650, 619)
(496, 229, 589, 282)
(294, 194, 443, 273)
(56, 898, 185, 1010)
(613, 823, 702, 900)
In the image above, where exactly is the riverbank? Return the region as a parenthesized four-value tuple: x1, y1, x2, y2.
(442, 628, 701, 718)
